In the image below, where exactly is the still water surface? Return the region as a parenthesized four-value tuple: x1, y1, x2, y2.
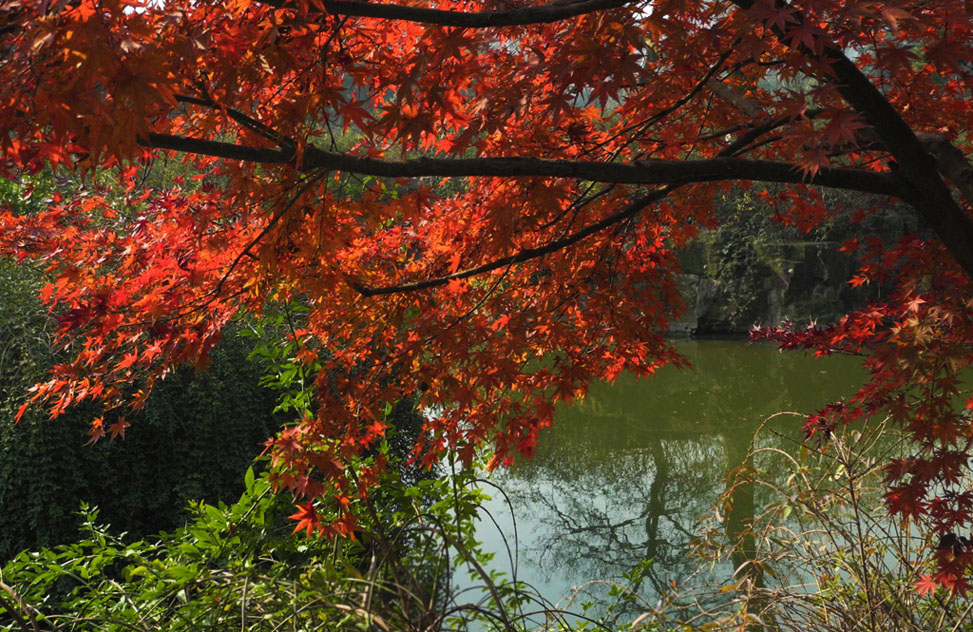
(459, 340, 866, 616)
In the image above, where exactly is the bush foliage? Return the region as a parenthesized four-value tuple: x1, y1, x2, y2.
(0, 463, 533, 632)
(0, 259, 285, 559)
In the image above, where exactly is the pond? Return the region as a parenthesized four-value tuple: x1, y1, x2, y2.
(453, 339, 869, 623)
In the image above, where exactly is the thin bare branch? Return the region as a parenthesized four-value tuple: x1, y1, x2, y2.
(349, 186, 676, 296)
(175, 94, 297, 150)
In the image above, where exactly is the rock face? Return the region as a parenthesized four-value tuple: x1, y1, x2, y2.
(670, 239, 875, 336)
(664, 188, 919, 336)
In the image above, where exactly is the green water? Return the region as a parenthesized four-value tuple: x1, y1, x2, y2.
(460, 340, 867, 617)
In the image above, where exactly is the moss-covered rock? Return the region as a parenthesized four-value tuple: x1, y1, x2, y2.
(673, 188, 918, 334)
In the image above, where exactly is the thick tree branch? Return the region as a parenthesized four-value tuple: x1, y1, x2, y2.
(916, 133, 973, 211)
(810, 57, 973, 278)
(705, 77, 761, 119)
(256, 0, 636, 27)
(729, 0, 973, 278)
(144, 133, 904, 197)
(145, 128, 904, 297)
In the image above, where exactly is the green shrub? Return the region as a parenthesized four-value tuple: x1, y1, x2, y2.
(0, 465, 510, 632)
(0, 259, 285, 559)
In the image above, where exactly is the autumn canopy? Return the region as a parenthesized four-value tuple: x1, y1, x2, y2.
(1, 0, 973, 588)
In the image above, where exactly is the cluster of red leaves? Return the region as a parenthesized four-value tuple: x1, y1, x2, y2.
(754, 235, 973, 592)
(0, 171, 254, 420)
(0, 0, 972, 589)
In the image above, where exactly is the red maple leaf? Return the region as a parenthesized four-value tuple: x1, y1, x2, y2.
(288, 503, 322, 538)
(915, 574, 938, 596)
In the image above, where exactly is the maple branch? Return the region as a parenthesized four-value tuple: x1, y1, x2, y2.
(144, 133, 904, 197)
(916, 133, 973, 211)
(349, 186, 677, 296)
(356, 111, 859, 297)
(718, 108, 824, 157)
(729, 0, 973, 278)
(207, 173, 324, 305)
(144, 133, 291, 164)
(705, 77, 761, 119)
(583, 47, 737, 159)
(175, 94, 297, 150)
(255, 0, 637, 27)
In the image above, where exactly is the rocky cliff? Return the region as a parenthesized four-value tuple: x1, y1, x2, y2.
(670, 239, 875, 335)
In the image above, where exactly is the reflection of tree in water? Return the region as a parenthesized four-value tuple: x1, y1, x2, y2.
(503, 436, 727, 595)
(488, 341, 866, 608)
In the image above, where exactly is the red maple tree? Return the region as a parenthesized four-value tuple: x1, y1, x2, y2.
(1, 0, 972, 586)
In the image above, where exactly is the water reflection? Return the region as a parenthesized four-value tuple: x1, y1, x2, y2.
(470, 340, 865, 611)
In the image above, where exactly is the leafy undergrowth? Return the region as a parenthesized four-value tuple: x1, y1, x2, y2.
(3, 419, 969, 632)
(0, 459, 628, 632)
